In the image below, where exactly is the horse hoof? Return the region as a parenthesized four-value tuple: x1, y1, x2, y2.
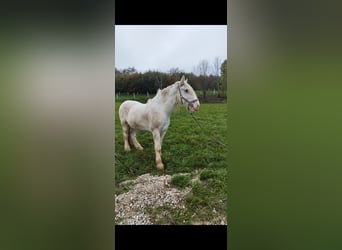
(124, 147, 131, 152)
(156, 163, 164, 170)
(136, 146, 144, 151)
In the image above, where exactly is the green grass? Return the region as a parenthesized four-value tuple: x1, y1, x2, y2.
(147, 169, 227, 225)
(114, 100, 227, 224)
(200, 169, 218, 180)
(114, 102, 227, 181)
(171, 174, 191, 188)
(114, 181, 134, 196)
(147, 204, 191, 225)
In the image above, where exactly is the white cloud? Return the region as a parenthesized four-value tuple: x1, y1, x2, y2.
(115, 25, 227, 73)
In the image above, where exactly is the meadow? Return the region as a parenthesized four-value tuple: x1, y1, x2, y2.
(114, 100, 228, 224)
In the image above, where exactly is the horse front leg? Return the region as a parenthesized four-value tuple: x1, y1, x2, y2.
(160, 130, 167, 147)
(152, 129, 164, 170)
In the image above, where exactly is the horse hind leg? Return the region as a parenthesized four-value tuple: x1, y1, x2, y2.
(130, 129, 144, 151)
(121, 121, 131, 151)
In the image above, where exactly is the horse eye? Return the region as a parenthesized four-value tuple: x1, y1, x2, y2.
(184, 89, 189, 93)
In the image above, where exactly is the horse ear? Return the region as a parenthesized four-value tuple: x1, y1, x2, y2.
(180, 75, 185, 83)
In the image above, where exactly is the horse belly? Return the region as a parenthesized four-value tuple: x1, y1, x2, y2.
(127, 106, 150, 131)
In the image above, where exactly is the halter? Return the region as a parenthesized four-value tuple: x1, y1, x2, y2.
(178, 83, 198, 111)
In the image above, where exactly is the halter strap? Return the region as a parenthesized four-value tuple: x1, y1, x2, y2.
(178, 83, 198, 110)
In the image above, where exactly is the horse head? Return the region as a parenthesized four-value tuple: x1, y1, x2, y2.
(177, 75, 200, 113)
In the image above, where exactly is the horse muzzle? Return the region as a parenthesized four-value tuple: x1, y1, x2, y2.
(188, 100, 200, 112)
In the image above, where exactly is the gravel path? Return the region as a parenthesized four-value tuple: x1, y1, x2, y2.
(115, 173, 191, 225)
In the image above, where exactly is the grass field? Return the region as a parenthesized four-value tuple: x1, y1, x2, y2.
(114, 101, 228, 224)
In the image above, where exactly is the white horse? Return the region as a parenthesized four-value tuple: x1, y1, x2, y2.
(118, 75, 200, 170)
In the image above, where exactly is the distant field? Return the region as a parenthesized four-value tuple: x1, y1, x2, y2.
(114, 101, 228, 224)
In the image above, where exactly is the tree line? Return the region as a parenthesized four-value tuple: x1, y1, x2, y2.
(115, 58, 227, 98)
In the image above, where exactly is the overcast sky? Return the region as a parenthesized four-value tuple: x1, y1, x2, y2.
(115, 25, 227, 74)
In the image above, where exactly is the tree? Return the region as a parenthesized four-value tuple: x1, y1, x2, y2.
(213, 57, 221, 76)
(155, 74, 163, 89)
(213, 57, 221, 96)
(115, 66, 209, 97)
(169, 67, 181, 75)
(197, 59, 210, 99)
(122, 67, 137, 74)
(220, 59, 227, 96)
(169, 67, 185, 83)
(197, 59, 209, 76)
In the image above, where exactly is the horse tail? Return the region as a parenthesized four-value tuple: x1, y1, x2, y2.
(119, 101, 132, 150)
(118, 101, 129, 122)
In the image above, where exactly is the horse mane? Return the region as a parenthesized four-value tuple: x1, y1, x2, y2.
(147, 83, 178, 104)
(147, 78, 191, 105)
(147, 77, 191, 104)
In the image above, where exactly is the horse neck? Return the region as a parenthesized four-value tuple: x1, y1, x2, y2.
(154, 83, 179, 115)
